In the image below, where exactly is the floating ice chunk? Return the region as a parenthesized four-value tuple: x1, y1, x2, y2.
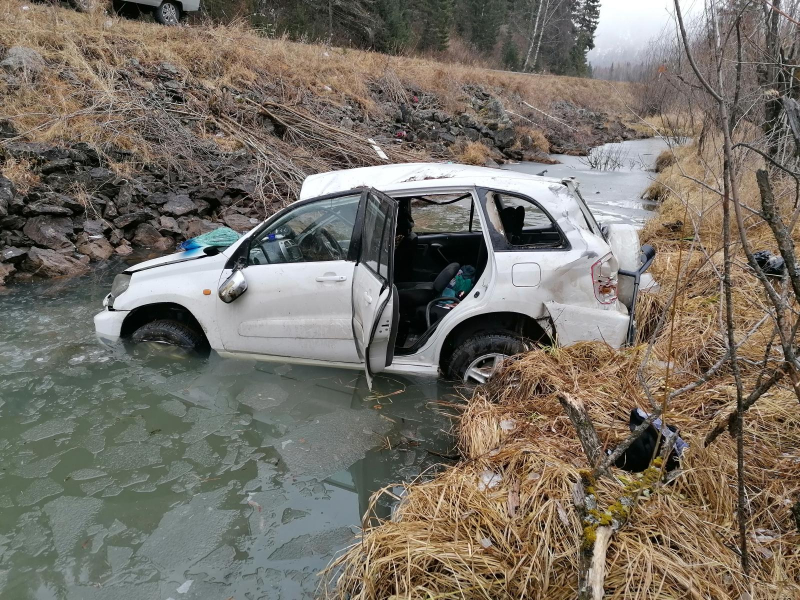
(136, 487, 236, 572)
(21, 419, 75, 442)
(99, 444, 161, 471)
(69, 468, 107, 481)
(17, 478, 63, 506)
(43, 496, 103, 559)
(176, 580, 193, 594)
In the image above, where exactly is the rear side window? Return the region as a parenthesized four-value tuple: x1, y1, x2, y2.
(486, 191, 567, 250)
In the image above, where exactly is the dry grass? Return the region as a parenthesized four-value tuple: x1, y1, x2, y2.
(0, 0, 635, 157)
(456, 141, 492, 166)
(327, 138, 800, 599)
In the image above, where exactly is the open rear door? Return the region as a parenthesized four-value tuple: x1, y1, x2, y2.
(352, 189, 399, 387)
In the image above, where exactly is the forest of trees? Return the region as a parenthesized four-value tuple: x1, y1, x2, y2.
(198, 0, 601, 76)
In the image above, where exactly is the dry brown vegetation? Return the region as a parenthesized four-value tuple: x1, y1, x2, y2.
(0, 0, 634, 163)
(327, 139, 800, 599)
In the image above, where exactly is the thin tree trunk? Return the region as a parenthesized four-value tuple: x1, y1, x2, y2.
(523, 0, 544, 72)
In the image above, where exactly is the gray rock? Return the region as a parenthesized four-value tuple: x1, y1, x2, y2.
(179, 217, 220, 239)
(39, 158, 74, 174)
(1, 215, 25, 231)
(113, 211, 151, 229)
(145, 192, 170, 206)
(104, 201, 118, 219)
(3, 142, 68, 162)
(0, 176, 16, 217)
(23, 202, 73, 217)
(162, 194, 196, 217)
(133, 223, 173, 251)
(0, 47, 45, 81)
(23, 216, 75, 251)
(493, 126, 516, 149)
(77, 237, 114, 262)
(464, 127, 481, 141)
(0, 119, 17, 139)
(0, 262, 14, 286)
(223, 213, 256, 232)
(23, 247, 89, 278)
(1, 246, 27, 264)
(437, 131, 456, 144)
(82, 219, 111, 236)
(158, 215, 181, 235)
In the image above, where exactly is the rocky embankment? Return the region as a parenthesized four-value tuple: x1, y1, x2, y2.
(0, 40, 641, 287)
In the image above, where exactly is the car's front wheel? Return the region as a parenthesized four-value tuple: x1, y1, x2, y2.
(154, 1, 181, 25)
(446, 332, 528, 384)
(131, 319, 207, 352)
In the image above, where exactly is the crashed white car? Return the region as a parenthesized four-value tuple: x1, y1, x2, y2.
(95, 163, 655, 384)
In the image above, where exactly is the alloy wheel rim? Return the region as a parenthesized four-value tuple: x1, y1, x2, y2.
(463, 353, 508, 385)
(163, 3, 178, 23)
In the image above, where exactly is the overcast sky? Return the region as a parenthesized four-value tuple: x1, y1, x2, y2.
(589, 0, 701, 66)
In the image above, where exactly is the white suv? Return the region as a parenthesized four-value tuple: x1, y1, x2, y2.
(94, 163, 655, 384)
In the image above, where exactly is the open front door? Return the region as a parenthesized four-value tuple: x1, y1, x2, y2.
(352, 189, 399, 386)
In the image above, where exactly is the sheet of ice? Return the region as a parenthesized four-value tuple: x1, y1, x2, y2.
(136, 487, 237, 572)
(271, 409, 392, 478)
(43, 496, 103, 559)
(21, 419, 75, 442)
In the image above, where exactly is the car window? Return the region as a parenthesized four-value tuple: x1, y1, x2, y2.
(361, 193, 394, 280)
(490, 192, 565, 249)
(408, 193, 481, 234)
(248, 193, 360, 265)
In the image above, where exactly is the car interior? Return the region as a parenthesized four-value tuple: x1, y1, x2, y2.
(392, 193, 489, 352)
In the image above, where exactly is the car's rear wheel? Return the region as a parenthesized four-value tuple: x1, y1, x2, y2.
(131, 319, 206, 352)
(446, 332, 528, 384)
(154, 1, 181, 25)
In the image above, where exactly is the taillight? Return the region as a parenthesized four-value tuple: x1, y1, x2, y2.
(591, 254, 619, 304)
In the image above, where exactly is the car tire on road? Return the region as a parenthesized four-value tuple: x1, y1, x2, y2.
(154, 1, 181, 25)
(131, 319, 206, 351)
(447, 332, 528, 384)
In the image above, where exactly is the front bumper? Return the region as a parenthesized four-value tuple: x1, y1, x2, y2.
(94, 308, 127, 343)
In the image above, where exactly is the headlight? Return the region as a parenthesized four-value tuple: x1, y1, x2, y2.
(110, 273, 132, 300)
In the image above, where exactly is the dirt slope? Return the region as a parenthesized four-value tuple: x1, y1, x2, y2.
(0, 0, 640, 284)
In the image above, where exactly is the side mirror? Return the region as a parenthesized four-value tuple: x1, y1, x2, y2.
(219, 270, 248, 303)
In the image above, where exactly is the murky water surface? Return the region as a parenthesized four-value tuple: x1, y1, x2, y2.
(0, 262, 456, 599)
(0, 137, 667, 599)
(506, 137, 673, 226)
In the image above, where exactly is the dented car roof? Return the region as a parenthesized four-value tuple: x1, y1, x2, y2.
(299, 162, 579, 212)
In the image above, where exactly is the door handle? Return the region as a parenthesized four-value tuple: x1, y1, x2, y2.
(316, 274, 347, 282)
(364, 292, 373, 304)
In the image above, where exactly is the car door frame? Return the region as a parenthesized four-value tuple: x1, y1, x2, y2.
(350, 188, 400, 383)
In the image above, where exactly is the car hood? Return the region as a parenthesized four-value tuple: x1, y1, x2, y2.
(123, 247, 212, 274)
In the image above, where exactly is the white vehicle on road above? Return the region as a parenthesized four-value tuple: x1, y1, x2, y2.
(95, 163, 655, 384)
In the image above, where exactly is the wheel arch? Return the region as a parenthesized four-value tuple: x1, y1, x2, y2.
(120, 302, 208, 345)
(438, 311, 551, 373)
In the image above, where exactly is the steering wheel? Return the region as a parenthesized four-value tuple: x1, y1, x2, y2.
(318, 228, 344, 260)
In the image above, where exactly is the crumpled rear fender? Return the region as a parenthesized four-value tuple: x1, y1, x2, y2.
(544, 301, 629, 349)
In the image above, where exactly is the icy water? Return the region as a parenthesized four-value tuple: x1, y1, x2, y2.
(0, 261, 456, 599)
(0, 137, 670, 600)
(506, 137, 674, 227)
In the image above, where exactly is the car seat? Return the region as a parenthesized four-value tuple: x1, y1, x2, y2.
(396, 262, 460, 322)
(500, 205, 525, 244)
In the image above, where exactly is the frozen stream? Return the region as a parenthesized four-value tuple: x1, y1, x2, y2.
(0, 262, 455, 599)
(506, 136, 673, 227)
(0, 137, 670, 599)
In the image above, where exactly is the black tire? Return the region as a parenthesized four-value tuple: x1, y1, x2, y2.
(111, 0, 145, 18)
(446, 332, 528, 384)
(131, 319, 206, 351)
(153, 1, 181, 25)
